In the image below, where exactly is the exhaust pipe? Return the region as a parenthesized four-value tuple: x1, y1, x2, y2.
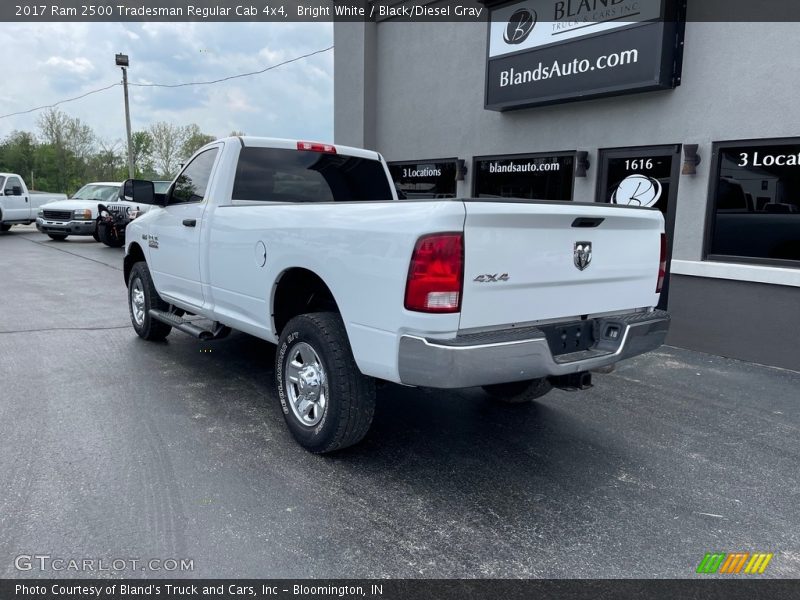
(549, 371, 593, 391)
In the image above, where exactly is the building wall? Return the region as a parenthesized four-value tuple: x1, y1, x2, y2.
(334, 14, 800, 370)
(668, 275, 800, 371)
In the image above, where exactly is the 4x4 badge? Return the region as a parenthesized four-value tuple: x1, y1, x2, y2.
(474, 273, 510, 283)
(574, 241, 592, 271)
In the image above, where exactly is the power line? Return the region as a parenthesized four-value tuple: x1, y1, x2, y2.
(0, 83, 120, 119)
(129, 45, 334, 89)
(0, 45, 334, 121)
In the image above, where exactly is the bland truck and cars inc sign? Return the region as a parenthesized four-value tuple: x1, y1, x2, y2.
(485, 0, 686, 110)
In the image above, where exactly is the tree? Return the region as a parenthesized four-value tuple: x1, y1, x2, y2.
(37, 108, 96, 192)
(149, 122, 214, 178)
(0, 131, 37, 187)
(129, 130, 154, 177)
(148, 121, 184, 179)
(181, 123, 215, 161)
(37, 108, 72, 191)
(2, 109, 221, 192)
(89, 139, 125, 182)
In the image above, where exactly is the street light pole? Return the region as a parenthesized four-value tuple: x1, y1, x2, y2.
(116, 53, 134, 179)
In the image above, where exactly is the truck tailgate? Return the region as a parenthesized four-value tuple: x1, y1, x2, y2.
(459, 200, 663, 330)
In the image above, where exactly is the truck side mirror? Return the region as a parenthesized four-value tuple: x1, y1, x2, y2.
(11, 186, 22, 196)
(121, 179, 160, 205)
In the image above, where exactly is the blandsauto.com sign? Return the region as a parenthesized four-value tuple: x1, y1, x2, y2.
(485, 0, 685, 111)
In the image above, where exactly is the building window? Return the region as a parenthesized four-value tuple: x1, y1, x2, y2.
(387, 159, 457, 199)
(473, 152, 575, 201)
(706, 140, 800, 267)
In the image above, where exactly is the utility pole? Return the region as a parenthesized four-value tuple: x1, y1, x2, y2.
(116, 53, 134, 179)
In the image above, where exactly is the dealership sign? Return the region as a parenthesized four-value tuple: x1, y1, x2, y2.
(474, 153, 575, 200)
(485, 0, 685, 111)
(388, 160, 458, 199)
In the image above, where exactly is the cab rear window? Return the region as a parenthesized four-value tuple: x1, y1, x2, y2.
(232, 147, 394, 203)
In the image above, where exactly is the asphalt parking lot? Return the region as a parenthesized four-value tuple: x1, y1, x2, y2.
(1, 225, 799, 579)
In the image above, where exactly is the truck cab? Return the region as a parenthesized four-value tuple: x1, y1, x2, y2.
(0, 173, 66, 230)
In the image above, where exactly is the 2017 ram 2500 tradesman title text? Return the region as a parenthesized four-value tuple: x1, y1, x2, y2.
(122, 137, 670, 453)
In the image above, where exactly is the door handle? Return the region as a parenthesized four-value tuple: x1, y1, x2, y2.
(182, 219, 197, 227)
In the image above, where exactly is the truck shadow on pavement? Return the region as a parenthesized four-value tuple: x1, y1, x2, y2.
(134, 328, 626, 527)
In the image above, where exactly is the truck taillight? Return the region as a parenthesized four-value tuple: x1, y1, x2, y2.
(404, 233, 464, 313)
(297, 141, 336, 154)
(656, 233, 667, 293)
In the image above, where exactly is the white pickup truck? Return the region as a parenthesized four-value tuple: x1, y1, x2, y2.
(0, 173, 66, 231)
(36, 181, 121, 241)
(122, 137, 670, 453)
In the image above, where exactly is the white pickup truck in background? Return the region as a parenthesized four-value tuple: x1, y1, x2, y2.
(35, 181, 121, 241)
(0, 173, 66, 231)
(121, 137, 670, 453)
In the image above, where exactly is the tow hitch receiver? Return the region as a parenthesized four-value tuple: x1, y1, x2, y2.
(549, 371, 593, 391)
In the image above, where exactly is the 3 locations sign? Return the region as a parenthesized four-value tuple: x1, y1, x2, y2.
(388, 160, 458, 199)
(485, 0, 685, 111)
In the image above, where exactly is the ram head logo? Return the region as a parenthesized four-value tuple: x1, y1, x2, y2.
(574, 242, 592, 271)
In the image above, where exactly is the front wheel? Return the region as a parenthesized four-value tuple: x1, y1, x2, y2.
(128, 262, 172, 341)
(0, 223, 11, 232)
(48, 233, 68, 241)
(276, 312, 376, 453)
(97, 221, 125, 247)
(482, 378, 553, 404)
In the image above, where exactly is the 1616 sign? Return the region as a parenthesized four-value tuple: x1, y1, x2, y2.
(485, 0, 685, 111)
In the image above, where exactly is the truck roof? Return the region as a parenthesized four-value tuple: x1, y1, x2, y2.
(227, 136, 383, 162)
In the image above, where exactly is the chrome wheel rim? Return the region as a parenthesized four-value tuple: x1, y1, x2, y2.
(130, 278, 146, 327)
(284, 342, 328, 427)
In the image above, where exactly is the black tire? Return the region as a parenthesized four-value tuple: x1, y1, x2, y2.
(48, 233, 68, 241)
(128, 261, 172, 341)
(0, 223, 11, 232)
(97, 222, 125, 247)
(482, 378, 553, 404)
(276, 312, 375, 453)
(92, 228, 100, 242)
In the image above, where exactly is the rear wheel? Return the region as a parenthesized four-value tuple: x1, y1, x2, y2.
(48, 233, 68, 241)
(276, 312, 375, 453)
(482, 378, 553, 404)
(128, 261, 172, 341)
(0, 223, 11, 232)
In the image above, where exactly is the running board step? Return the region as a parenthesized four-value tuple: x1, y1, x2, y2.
(149, 309, 231, 341)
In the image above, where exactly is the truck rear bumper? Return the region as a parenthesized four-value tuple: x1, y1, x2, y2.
(398, 310, 670, 388)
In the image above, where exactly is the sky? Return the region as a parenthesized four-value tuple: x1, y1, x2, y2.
(0, 22, 334, 145)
